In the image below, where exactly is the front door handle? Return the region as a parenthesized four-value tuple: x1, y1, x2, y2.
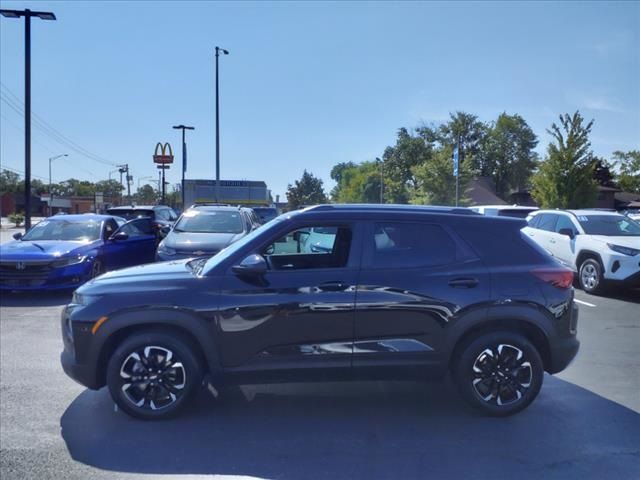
(448, 278, 479, 288)
(319, 281, 347, 292)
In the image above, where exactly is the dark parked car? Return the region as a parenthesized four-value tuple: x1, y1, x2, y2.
(106, 205, 178, 237)
(61, 205, 579, 419)
(156, 205, 261, 261)
(1, 214, 157, 291)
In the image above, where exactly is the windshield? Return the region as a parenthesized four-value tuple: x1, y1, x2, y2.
(174, 210, 244, 234)
(107, 209, 153, 220)
(202, 216, 285, 274)
(578, 215, 640, 236)
(21, 219, 102, 242)
(253, 208, 278, 222)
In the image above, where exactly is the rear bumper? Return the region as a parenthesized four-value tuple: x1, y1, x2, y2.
(548, 336, 580, 374)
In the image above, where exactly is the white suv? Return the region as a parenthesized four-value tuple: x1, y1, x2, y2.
(522, 209, 640, 294)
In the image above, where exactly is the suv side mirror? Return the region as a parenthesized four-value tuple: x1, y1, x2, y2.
(12, 232, 23, 240)
(232, 254, 267, 276)
(111, 231, 129, 241)
(558, 228, 575, 239)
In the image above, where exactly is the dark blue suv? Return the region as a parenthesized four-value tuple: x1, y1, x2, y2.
(61, 205, 579, 419)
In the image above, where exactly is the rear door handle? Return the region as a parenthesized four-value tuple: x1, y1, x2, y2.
(448, 278, 479, 288)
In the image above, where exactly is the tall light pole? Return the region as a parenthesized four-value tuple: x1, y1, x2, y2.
(173, 124, 194, 210)
(48, 153, 67, 215)
(1, 8, 57, 230)
(215, 46, 229, 202)
(376, 157, 384, 204)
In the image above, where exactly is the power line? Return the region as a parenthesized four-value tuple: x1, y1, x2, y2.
(0, 82, 118, 167)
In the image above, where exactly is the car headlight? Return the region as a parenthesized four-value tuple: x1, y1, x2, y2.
(607, 243, 640, 256)
(157, 243, 176, 256)
(51, 255, 87, 268)
(71, 292, 100, 306)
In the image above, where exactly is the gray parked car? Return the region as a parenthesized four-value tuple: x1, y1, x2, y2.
(156, 205, 260, 261)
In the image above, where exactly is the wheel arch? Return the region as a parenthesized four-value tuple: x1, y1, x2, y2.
(576, 250, 604, 272)
(92, 308, 221, 388)
(447, 308, 552, 373)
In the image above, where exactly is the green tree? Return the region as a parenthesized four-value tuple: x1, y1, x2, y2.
(612, 150, 640, 193)
(94, 179, 124, 198)
(286, 170, 328, 210)
(331, 161, 382, 203)
(329, 161, 357, 200)
(381, 128, 432, 203)
(531, 111, 598, 208)
(0, 169, 21, 193)
(135, 184, 158, 204)
(411, 147, 472, 205)
(480, 113, 539, 198)
(56, 178, 95, 197)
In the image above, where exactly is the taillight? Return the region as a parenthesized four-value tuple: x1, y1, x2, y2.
(531, 267, 574, 289)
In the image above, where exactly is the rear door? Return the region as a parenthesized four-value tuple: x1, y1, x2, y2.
(353, 220, 490, 375)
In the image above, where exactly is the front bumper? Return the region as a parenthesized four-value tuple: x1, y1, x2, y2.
(61, 349, 101, 389)
(0, 262, 93, 291)
(603, 254, 640, 283)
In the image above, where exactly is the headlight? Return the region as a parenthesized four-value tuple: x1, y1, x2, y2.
(607, 243, 640, 256)
(71, 292, 100, 306)
(157, 243, 176, 256)
(51, 255, 87, 268)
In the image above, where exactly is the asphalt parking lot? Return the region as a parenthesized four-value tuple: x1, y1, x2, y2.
(1, 227, 639, 480)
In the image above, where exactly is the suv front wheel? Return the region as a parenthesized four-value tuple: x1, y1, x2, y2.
(578, 258, 604, 294)
(454, 332, 544, 416)
(106, 331, 203, 420)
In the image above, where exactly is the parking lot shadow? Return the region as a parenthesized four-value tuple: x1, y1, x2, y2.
(61, 376, 639, 479)
(0, 290, 72, 307)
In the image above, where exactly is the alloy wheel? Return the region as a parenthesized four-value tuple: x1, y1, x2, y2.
(580, 263, 598, 290)
(119, 346, 186, 411)
(471, 344, 533, 406)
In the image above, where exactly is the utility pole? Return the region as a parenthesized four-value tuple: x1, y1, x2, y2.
(454, 139, 460, 207)
(376, 157, 384, 204)
(118, 164, 131, 203)
(172, 124, 194, 210)
(48, 153, 67, 215)
(1, 8, 57, 230)
(215, 46, 229, 202)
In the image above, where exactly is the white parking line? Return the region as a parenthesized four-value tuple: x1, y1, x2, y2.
(575, 299, 597, 308)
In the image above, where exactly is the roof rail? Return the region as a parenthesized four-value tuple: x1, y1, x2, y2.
(303, 204, 477, 215)
(190, 202, 232, 208)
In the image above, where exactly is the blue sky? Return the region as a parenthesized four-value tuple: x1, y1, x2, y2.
(1, 1, 638, 200)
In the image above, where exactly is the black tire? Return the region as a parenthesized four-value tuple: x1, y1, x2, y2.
(106, 331, 203, 420)
(578, 258, 604, 294)
(453, 332, 544, 417)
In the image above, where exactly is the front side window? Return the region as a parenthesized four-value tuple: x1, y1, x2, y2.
(263, 225, 352, 270)
(22, 219, 101, 242)
(371, 222, 457, 268)
(119, 218, 154, 237)
(555, 215, 578, 235)
(536, 213, 558, 232)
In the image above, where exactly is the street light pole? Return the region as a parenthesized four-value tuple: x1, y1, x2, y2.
(376, 157, 384, 204)
(172, 124, 194, 210)
(1, 8, 57, 230)
(48, 154, 67, 215)
(215, 46, 229, 202)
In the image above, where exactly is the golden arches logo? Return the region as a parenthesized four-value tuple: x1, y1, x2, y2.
(153, 142, 174, 165)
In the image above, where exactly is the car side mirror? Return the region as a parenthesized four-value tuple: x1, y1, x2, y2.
(232, 254, 267, 276)
(12, 232, 23, 240)
(111, 231, 129, 241)
(160, 226, 171, 236)
(558, 228, 575, 239)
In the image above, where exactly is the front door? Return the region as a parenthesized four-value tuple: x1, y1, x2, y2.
(103, 218, 157, 270)
(217, 222, 362, 379)
(353, 220, 490, 377)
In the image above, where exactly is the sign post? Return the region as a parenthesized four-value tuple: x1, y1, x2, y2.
(453, 144, 460, 207)
(153, 142, 174, 205)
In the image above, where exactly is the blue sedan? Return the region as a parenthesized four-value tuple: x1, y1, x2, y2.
(0, 214, 157, 291)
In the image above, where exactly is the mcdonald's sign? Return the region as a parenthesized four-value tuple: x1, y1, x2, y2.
(153, 142, 174, 165)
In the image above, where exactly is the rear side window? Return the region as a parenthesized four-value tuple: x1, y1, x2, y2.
(536, 213, 558, 232)
(371, 222, 457, 268)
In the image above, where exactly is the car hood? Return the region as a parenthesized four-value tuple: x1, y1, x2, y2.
(78, 258, 196, 294)
(0, 240, 96, 260)
(587, 236, 640, 248)
(163, 231, 242, 251)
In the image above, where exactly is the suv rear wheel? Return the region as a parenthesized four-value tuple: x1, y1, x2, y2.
(106, 331, 202, 420)
(454, 332, 544, 416)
